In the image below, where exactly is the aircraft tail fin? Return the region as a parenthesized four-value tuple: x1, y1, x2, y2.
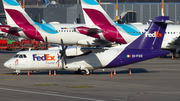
(125, 16, 169, 51)
(2, 0, 34, 25)
(81, 0, 115, 26)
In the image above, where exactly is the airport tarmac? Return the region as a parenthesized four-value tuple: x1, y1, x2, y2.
(0, 50, 180, 101)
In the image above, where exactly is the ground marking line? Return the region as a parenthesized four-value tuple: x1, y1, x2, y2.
(0, 87, 105, 101)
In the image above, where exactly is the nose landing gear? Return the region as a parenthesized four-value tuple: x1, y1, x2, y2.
(14, 70, 21, 75)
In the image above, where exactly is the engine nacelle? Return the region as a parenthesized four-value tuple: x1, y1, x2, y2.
(66, 47, 89, 56)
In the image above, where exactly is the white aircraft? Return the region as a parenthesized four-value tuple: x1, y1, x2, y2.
(2, 0, 180, 58)
(75, 0, 180, 58)
(1, 0, 119, 46)
(4, 16, 169, 75)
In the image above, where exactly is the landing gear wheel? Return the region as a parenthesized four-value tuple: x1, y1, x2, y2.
(83, 70, 90, 75)
(15, 73, 19, 76)
(173, 53, 180, 58)
(14, 70, 21, 75)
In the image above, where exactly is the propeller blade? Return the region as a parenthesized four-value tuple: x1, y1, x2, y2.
(45, 36, 48, 50)
(64, 45, 68, 50)
(60, 38, 68, 68)
(63, 55, 67, 66)
(61, 38, 64, 50)
(59, 52, 63, 59)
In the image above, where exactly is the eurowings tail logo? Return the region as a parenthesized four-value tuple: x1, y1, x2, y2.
(33, 54, 55, 61)
(145, 31, 162, 37)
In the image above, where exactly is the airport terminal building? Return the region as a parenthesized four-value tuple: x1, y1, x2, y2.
(1, 2, 180, 24)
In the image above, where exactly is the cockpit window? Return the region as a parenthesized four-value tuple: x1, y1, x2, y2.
(23, 54, 27, 58)
(14, 54, 19, 58)
(13, 54, 27, 58)
(19, 55, 23, 58)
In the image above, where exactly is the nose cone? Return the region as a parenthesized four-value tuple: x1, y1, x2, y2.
(4, 61, 10, 68)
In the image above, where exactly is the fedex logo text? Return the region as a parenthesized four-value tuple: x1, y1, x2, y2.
(33, 54, 55, 61)
(145, 31, 162, 37)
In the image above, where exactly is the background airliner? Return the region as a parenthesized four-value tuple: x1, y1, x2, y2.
(2, 0, 121, 46)
(4, 16, 169, 75)
(2, 0, 180, 58)
(76, 0, 180, 58)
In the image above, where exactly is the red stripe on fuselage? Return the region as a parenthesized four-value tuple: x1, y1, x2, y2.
(83, 8, 127, 44)
(5, 9, 43, 41)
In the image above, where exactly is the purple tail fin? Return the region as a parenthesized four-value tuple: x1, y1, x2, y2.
(125, 16, 169, 50)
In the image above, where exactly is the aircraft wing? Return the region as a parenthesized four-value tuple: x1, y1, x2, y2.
(81, 47, 108, 53)
(170, 36, 180, 45)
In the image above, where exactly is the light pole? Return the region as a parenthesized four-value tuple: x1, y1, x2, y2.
(116, 0, 118, 23)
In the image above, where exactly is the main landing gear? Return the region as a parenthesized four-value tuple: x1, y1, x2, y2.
(173, 52, 180, 58)
(74, 68, 91, 75)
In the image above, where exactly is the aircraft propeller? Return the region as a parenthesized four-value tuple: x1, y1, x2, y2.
(59, 38, 68, 69)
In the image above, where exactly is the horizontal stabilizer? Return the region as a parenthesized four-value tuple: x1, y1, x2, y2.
(9, 27, 23, 32)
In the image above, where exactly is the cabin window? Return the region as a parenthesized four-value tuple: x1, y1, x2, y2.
(69, 30, 71, 32)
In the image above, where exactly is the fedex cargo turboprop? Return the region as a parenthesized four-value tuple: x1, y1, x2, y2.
(4, 16, 169, 75)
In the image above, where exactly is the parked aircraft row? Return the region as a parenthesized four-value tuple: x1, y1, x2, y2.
(4, 16, 170, 74)
(2, 0, 171, 75)
(1, 0, 180, 58)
